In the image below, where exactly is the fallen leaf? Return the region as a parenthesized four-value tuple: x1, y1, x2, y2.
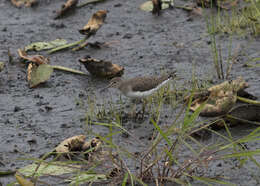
(11, 0, 37, 8)
(54, 0, 79, 19)
(15, 173, 34, 186)
(174, 3, 203, 16)
(79, 56, 124, 78)
(82, 137, 102, 160)
(107, 167, 122, 178)
(28, 64, 54, 88)
(66, 173, 107, 185)
(77, 0, 106, 8)
(152, 0, 162, 15)
(0, 62, 4, 72)
(18, 162, 81, 177)
(18, 49, 49, 65)
(79, 10, 107, 37)
(55, 135, 86, 159)
(25, 39, 68, 52)
(140, 1, 171, 12)
(189, 77, 249, 117)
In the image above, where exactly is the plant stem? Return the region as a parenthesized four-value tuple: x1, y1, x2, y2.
(237, 96, 260, 105)
(52, 65, 88, 76)
(48, 38, 87, 54)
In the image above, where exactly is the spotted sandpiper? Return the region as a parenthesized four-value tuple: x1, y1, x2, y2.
(102, 71, 176, 99)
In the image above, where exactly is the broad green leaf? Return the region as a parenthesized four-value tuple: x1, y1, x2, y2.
(140, 1, 170, 12)
(29, 64, 53, 88)
(25, 39, 67, 52)
(67, 172, 106, 185)
(18, 162, 81, 177)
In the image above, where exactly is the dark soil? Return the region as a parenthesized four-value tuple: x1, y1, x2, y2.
(0, 0, 260, 185)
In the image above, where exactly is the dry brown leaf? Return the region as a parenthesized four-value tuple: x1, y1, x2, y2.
(18, 49, 49, 65)
(189, 77, 249, 117)
(82, 137, 102, 152)
(27, 63, 34, 82)
(15, 173, 34, 186)
(79, 10, 107, 37)
(79, 56, 124, 78)
(11, 0, 37, 8)
(54, 0, 79, 19)
(55, 135, 86, 159)
(152, 0, 162, 15)
(82, 137, 103, 160)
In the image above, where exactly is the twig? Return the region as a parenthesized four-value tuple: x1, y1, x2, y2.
(218, 44, 224, 79)
(226, 44, 240, 79)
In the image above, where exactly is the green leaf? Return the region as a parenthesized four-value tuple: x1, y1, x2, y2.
(67, 172, 106, 185)
(18, 162, 81, 177)
(140, 1, 170, 12)
(29, 64, 53, 88)
(25, 39, 67, 52)
(221, 150, 260, 159)
(192, 176, 236, 186)
(122, 172, 129, 186)
(151, 118, 172, 146)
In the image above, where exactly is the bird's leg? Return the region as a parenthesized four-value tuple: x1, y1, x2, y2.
(129, 99, 137, 120)
(141, 98, 147, 119)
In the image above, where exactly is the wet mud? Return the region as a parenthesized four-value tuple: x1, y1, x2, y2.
(0, 0, 260, 185)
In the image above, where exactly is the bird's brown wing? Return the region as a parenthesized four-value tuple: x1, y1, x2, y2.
(129, 75, 170, 92)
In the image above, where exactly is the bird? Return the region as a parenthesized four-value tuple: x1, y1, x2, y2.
(102, 71, 176, 99)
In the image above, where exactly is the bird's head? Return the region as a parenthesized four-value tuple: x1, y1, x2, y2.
(99, 77, 123, 92)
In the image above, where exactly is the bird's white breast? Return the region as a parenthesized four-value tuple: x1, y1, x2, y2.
(124, 78, 170, 98)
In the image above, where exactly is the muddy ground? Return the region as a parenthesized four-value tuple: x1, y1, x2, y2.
(0, 0, 260, 185)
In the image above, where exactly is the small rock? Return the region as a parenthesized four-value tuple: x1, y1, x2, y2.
(14, 106, 21, 112)
(122, 33, 133, 39)
(49, 22, 66, 29)
(114, 3, 122, 7)
(27, 138, 37, 144)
